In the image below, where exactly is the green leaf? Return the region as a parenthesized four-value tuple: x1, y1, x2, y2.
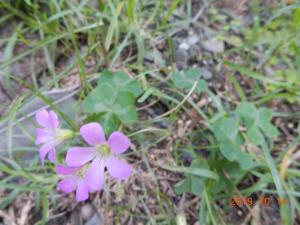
(171, 68, 207, 94)
(209, 160, 242, 194)
(247, 126, 264, 145)
(83, 70, 141, 125)
(127, 0, 136, 23)
(213, 117, 239, 142)
(237, 151, 253, 170)
(219, 140, 252, 169)
(219, 140, 240, 161)
(213, 117, 253, 169)
(237, 102, 279, 143)
(174, 158, 212, 196)
(83, 83, 116, 113)
(138, 87, 154, 103)
(84, 113, 120, 135)
(175, 178, 191, 194)
(99, 70, 142, 97)
(83, 83, 137, 124)
(197, 79, 208, 92)
(236, 102, 257, 128)
(114, 92, 137, 123)
(173, 166, 219, 180)
(98, 113, 120, 135)
(258, 108, 279, 137)
(191, 177, 205, 195)
(117, 105, 137, 123)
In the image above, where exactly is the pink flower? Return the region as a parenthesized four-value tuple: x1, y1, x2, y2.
(35, 110, 74, 164)
(56, 164, 91, 202)
(66, 122, 132, 191)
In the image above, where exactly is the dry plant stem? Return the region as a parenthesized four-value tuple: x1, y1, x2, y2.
(154, 81, 198, 120)
(0, 210, 17, 225)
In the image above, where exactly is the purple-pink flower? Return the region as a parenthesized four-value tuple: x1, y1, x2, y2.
(35, 110, 73, 164)
(66, 122, 132, 191)
(56, 164, 92, 202)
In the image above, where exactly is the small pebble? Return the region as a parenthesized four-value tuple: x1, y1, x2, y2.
(202, 67, 213, 80)
(179, 42, 190, 50)
(186, 35, 199, 46)
(174, 49, 188, 69)
(202, 37, 225, 53)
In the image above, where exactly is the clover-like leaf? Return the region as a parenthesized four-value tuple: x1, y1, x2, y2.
(258, 108, 279, 138)
(83, 70, 141, 125)
(247, 126, 264, 145)
(98, 113, 120, 135)
(174, 158, 211, 195)
(237, 102, 279, 145)
(236, 102, 257, 128)
(83, 83, 117, 113)
(213, 117, 239, 142)
(84, 113, 120, 135)
(213, 117, 252, 170)
(171, 68, 207, 94)
(99, 70, 142, 97)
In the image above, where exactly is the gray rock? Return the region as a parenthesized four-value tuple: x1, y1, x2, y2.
(189, 45, 202, 59)
(178, 35, 200, 51)
(84, 213, 102, 225)
(202, 37, 224, 53)
(202, 68, 213, 80)
(174, 49, 188, 69)
(144, 50, 165, 67)
(178, 42, 190, 50)
(265, 67, 274, 77)
(186, 35, 199, 46)
(81, 204, 94, 221)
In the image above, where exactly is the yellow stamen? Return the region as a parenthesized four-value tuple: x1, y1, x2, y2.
(77, 163, 90, 178)
(55, 129, 75, 141)
(97, 144, 111, 156)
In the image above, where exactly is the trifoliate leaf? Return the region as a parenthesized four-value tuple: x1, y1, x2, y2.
(237, 102, 279, 144)
(236, 102, 257, 128)
(212, 117, 239, 142)
(99, 70, 142, 97)
(171, 68, 207, 94)
(258, 108, 279, 137)
(175, 178, 191, 194)
(174, 158, 211, 196)
(247, 126, 264, 145)
(83, 83, 116, 113)
(213, 117, 253, 169)
(83, 83, 137, 124)
(98, 113, 120, 135)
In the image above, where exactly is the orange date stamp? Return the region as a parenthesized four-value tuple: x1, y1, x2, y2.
(230, 196, 287, 207)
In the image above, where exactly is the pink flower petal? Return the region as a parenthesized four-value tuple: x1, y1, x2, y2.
(106, 156, 132, 180)
(36, 110, 50, 128)
(66, 147, 96, 167)
(48, 111, 59, 129)
(76, 180, 89, 202)
(35, 128, 54, 145)
(57, 176, 78, 193)
(39, 142, 55, 165)
(80, 122, 106, 146)
(86, 157, 105, 191)
(48, 148, 56, 163)
(56, 165, 78, 175)
(108, 131, 130, 154)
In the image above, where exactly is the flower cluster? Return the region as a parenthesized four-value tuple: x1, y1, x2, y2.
(35, 110, 132, 202)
